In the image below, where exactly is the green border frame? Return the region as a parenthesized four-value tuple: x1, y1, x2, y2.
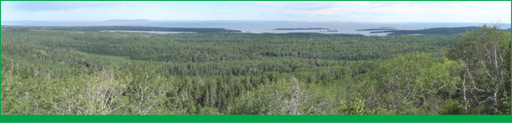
(0, 0, 511, 122)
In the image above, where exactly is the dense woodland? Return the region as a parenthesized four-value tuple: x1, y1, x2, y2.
(1, 25, 510, 115)
(374, 26, 480, 35)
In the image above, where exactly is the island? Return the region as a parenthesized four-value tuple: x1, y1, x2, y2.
(274, 28, 329, 30)
(356, 27, 397, 31)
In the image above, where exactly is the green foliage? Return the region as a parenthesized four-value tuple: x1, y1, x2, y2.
(127, 63, 174, 115)
(375, 52, 463, 114)
(338, 96, 375, 115)
(448, 25, 511, 114)
(439, 100, 465, 115)
(196, 106, 217, 115)
(230, 77, 291, 115)
(499, 92, 511, 115)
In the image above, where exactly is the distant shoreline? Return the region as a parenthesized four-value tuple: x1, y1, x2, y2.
(0, 25, 242, 33)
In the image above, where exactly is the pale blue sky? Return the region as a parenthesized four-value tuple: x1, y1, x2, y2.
(1, 1, 510, 23)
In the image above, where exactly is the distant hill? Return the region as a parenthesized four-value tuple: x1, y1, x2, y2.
(499, 28, 511, 31)
(106, 19, 151, 22)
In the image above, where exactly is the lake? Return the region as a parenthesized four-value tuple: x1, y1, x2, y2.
(3, 21, 510, 36)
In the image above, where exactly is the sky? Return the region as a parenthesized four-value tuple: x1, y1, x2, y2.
(1, 1, 510, 23)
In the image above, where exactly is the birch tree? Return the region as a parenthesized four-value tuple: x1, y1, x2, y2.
(56, 68, 130, 115)
(449, 25, 511, 114)
(128, 64, 174, 115)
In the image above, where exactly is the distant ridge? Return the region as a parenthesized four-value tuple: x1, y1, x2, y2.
(106, 19, 151, 22)
(367, 26, 481, 35)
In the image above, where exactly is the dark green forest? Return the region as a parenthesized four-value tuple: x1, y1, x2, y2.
(1, 25, 510, 115)
(372, 26, 480, 35)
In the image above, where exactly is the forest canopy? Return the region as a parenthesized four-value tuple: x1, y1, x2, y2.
(1, 25, 510, 115)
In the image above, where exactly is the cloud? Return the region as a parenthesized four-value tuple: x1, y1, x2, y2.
(4, 1, 148, 11)
(250, 1, 510, 22)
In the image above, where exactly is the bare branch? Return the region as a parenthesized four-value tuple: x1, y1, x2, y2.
(480, 61, 497, 82)
(466, 67, 490, 93)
